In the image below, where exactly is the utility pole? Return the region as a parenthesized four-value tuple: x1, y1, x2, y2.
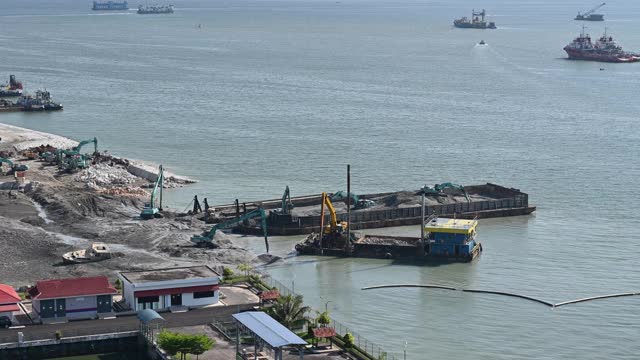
(346, 164, 351, 254)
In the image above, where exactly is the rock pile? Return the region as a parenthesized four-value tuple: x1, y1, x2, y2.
(74, 163, 139, 188)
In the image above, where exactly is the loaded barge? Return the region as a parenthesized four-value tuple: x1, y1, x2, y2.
(296, 216, 482, 262)
(218, 183, 534, 236)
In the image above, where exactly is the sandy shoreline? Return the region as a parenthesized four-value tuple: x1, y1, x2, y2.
(0, 122, 196, 184)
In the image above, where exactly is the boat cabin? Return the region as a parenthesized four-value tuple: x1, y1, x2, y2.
(424, 217, 481, 259)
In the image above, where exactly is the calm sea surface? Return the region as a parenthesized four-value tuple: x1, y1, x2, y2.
(2, 0, 640, 358)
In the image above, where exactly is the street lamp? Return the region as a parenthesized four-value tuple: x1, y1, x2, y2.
(403, 341, 408, 360)
(320, 296, 332, 313)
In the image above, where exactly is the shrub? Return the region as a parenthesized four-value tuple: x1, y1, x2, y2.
(343, 333, 355, 349)
(222, 267, 234, 277)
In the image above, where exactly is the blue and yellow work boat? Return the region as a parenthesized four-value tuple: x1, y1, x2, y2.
(423, 217, 482, 261)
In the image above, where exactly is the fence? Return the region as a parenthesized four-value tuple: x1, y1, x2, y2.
(259, 273, 401, 360)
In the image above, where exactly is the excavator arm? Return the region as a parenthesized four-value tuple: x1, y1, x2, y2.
(191, 207, 269, 252)
(73, 137, 98, 155)
(281, 186, 293, 215)
(140, 165, 164, 219)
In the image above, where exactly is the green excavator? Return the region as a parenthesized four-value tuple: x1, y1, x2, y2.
(140, 165, 164, 219)
(0, 157, 28, 174)
(421, 182, 470, 202)
(278, 185, 293, 215)
(190, 207, 269, 252)
(56, 137, 99, 171)
(330, 191, 375, 210)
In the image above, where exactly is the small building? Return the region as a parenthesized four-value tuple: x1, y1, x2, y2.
(29, 276, 117, 321)
(119, 265, 220, 311)
(0, 284, 22, 324)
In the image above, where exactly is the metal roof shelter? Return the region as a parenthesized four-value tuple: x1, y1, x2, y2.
(233, 311, 307, 360)
(137, 309, 165, 343)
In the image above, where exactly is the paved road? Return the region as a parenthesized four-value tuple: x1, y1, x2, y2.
(0, 302, 259, 344)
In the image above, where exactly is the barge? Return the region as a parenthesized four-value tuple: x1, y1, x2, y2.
(296, 216, 482, 262)
(220, 183, 534, 236)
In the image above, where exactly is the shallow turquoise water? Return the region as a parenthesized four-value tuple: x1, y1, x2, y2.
(2, 0, 640, 358)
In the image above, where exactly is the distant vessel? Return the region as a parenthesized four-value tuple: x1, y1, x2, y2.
(92, 1, 129, 10)
(17, 90, 63, 111)
(137, 4, 174, 14)
(575, 2, 605, 21)
(63, 243, 112, 264)
(478, 40, 486, 45)
(0, 75, 23, 97)
(454, 9, 496, 29)
(564, 28, 640, 63)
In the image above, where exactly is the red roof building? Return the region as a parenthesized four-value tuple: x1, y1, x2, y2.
(0, 284, 21, 318)
(29, 276, 117, 322)
(29, 276, 117, 300)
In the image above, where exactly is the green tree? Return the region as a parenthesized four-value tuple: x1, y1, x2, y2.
(222, 267, 234, 277)
(158, 330, 215, 360)
(238, 263, 252, 277)
(265, 294, 311, 330)
(317, 311, 331, 327)
(114, 278, 122, 290)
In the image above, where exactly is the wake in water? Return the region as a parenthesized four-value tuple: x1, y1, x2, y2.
(362, 284, 640, 308)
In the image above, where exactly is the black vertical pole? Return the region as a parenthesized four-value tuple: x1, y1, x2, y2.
(346, 164, 351, 254)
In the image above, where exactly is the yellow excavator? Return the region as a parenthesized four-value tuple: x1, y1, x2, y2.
(319, 192, 349, 247)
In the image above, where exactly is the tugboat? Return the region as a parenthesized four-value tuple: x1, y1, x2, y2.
(478, 40, 487, 45)
(0, 75, 23, 97)
(18, 90, 63, 111)
(92, 1, 129, 10)
(564, 28, 640, 63)
(454, 9, 496, 29)
(137, 4, 174, 14)
(62, 243, 112, 264)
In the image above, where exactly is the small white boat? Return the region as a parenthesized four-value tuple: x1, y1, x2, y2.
(62, 242, 112, 264)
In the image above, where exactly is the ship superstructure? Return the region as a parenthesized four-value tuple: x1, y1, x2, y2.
(564, 28, 640, 63)
(92, 1, 129, 10)
(0, 75, 23, 97)
(454, 9, 496, 29)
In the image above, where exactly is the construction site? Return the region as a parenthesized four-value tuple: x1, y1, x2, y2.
(0, 124, 260, 287)
(0, 123, 536, 285)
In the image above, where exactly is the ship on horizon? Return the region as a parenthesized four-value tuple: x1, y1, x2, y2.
(92, 1, 129, 10)
(564, 28, 640, 63)
(454, 9, 496, 29)
(137, 4, 174, 14)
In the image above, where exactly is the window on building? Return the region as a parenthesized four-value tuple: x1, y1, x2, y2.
(193, 291, 215, 299)
(137, 296, 160, 303)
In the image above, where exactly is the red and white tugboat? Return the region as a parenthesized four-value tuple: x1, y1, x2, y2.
(564, 27, 640, 63)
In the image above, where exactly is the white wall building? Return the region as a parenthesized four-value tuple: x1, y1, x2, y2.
(119, 265, 220, 311)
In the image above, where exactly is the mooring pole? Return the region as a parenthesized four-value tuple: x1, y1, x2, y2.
(421, 188, 425, 242)
(347, 164, 351, 254)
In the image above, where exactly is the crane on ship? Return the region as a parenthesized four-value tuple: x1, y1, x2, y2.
(140, 165, 164, 219)
(279, 185, 293, 215)
(421, 182, 471, 202)
(330, 191, 375, 210)
(575, 3, 606, 21)
(190, 207, 269, 252)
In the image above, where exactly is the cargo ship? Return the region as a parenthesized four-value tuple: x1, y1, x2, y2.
(137, 4, 174, 14)
(203, 183, 535, 236)
(0, 75, 23, 97)
(92, 1, 129, 10)
(564, 29, 640, 63)
(454, 9, 496, 29)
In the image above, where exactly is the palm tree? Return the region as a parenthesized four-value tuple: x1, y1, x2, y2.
(265, 294, 311, 329)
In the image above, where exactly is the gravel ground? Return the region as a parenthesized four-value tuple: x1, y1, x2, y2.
(0, 124, 267, 288)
